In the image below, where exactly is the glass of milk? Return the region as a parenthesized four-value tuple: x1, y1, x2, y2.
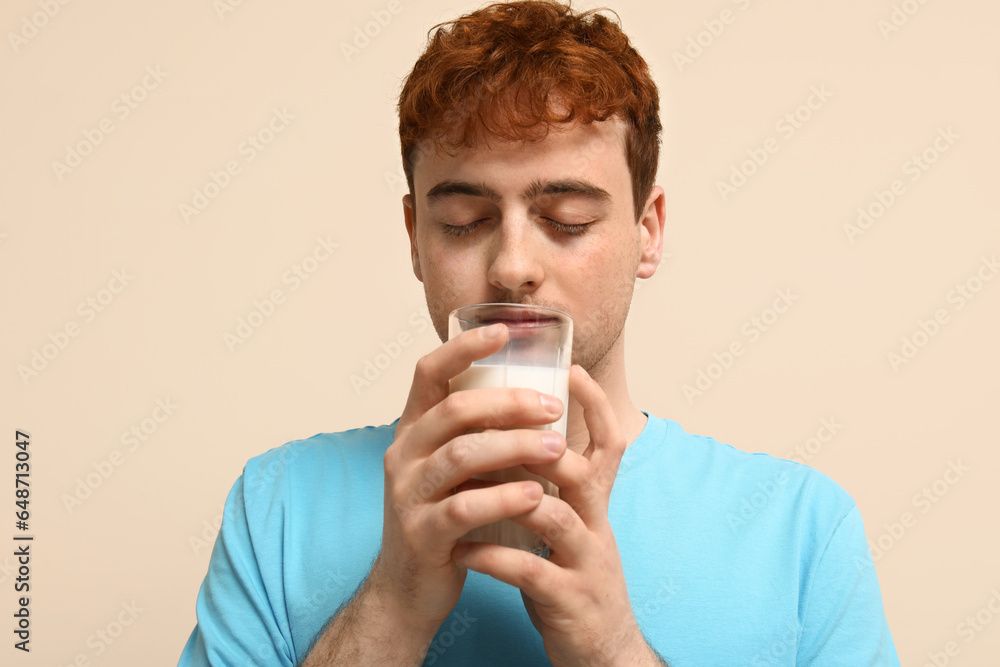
(448, 303, 573, 554)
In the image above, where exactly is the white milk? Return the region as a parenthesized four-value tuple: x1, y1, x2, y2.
(449, 364, 569, 435)
(449, 364, 570, 553)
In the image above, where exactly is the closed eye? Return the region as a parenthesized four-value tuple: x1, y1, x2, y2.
(545, 219, 592, 236)
(441, 218, 592, 238)
(441, 218, 489, 237)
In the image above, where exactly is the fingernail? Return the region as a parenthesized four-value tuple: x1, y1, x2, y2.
(539, 394, 562, 414)
(523, 483, 542, 499)
(541, 431, 563, 454)
(483, 323, 505, 338)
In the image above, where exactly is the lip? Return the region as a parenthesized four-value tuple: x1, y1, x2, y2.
(484, 317, 560, 328)
(452, 303, 571, 330)
(480, 308, 560, 327)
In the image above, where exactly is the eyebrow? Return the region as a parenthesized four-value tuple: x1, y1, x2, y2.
(522, 178, 613, 204)
(426, 180, 502, 204)
(425, 178, 612, 205)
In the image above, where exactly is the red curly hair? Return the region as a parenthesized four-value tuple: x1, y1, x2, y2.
(397, 0, 661, 223)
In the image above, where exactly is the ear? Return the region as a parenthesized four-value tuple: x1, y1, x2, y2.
(636, 185, 665, 280)
(403, 193, 422, 282)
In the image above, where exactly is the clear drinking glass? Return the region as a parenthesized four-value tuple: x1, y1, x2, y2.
(448, 303, 573, 554)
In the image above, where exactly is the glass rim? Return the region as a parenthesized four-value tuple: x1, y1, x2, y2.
(449, 302, 572, 327)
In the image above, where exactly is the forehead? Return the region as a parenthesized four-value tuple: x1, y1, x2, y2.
(412, 118, 630, 196)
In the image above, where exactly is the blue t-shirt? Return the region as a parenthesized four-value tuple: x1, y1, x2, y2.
(178, 412, 900, 666)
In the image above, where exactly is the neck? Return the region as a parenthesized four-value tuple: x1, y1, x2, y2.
(564, 331, 647, 455)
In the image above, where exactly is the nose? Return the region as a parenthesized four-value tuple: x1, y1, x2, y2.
(486, 216, 544, 296)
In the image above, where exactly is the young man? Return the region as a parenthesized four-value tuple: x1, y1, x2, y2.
(178, 2, 900, 665)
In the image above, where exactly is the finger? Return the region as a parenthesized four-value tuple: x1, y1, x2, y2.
(522, 448, 607, 526)
(568, 364, 627, 486)
(451, 541, 566, 607)
(405, 384, 564, 459)
(453, 477, 501, 493)
(399, 323, 509, 427)
(429, 480, 545, 545)
(522, 445, 588, 491)
(503, 494, 589, 565)
(392, 475, 506, 523)
(414, 428, 566, 500)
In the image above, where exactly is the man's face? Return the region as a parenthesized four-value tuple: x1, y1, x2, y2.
(403, 118, 662, 374)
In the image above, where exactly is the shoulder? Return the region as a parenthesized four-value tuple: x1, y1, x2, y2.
(653, 415, 857, 525)
(240, 419, 400, 499)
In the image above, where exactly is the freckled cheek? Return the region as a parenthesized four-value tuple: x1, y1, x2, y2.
(565, 249, 634, 316)
(424, 250, 479, 300)
(558, 264, 609, 323)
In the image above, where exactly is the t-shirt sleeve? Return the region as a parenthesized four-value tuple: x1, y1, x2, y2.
(177, 473, 296, 667)
(796, 504, 901, 666)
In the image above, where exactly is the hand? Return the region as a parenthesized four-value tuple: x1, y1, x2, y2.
(451, 364, 660, 666)
(368, 322, 571, 641)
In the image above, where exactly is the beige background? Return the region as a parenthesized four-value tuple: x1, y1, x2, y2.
(2, 0, 998, 664)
